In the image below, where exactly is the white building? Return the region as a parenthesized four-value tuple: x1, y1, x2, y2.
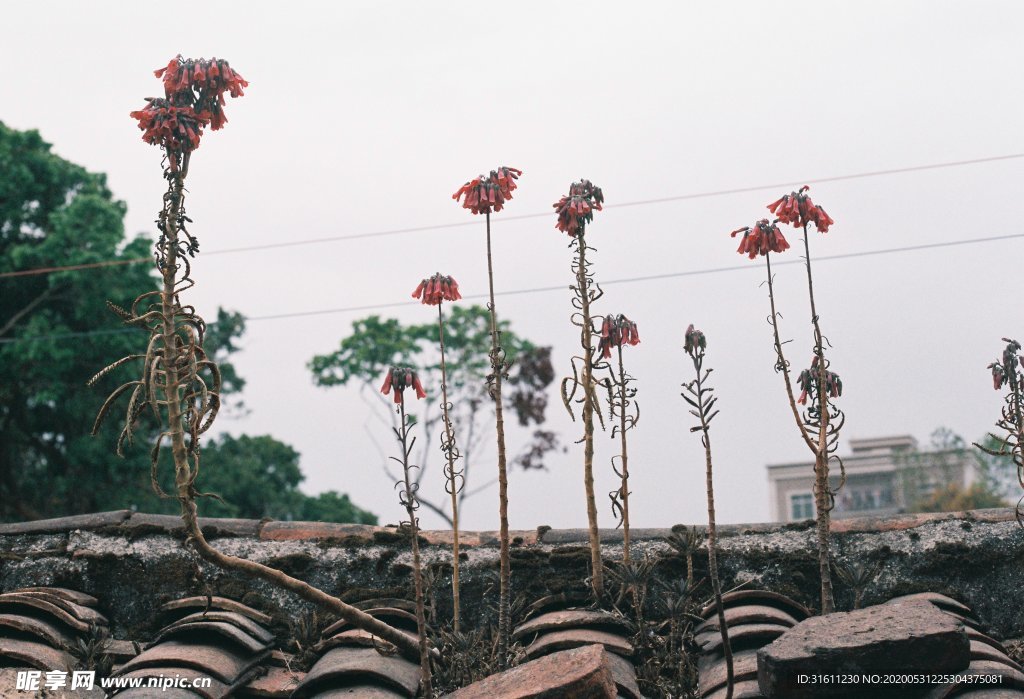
(766, 435, 980, 522)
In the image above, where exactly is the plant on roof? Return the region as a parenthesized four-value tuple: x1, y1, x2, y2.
(90, 56, 422, 660)
(729, 186, 845, 614)
(412, 273, 466, 633)
(381, 365, 433, 696)
(600, 313, 640, 563)
(681, 324, 733, 699)
(452, 165, 522, 666)
(976, 338, 1024, 524)
(665, 525, 703, 591)
(556, 178, 611, 601)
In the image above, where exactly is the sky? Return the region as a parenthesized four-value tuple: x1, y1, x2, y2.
(2, 1, 1022, 530)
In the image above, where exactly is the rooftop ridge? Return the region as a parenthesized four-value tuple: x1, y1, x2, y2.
(0, 507, 1016, 541)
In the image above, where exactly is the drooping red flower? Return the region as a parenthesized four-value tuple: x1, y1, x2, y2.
(767, 185, 834, 232)
(730, 219, 790, 259)
(597, 314, 640, 359)
(553, 180, 604, 236)
(452, 166, 522, 215)
(797, 359, 843, 405)
(381, 366, 427, 404)
(132, 55, 247, 156)
(683, 324, 706, 357)
(129, 100, 211, 167)
(411, 273, 462, 306)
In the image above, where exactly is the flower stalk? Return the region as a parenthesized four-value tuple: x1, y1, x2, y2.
(681, 324, 733, 699)
(438, 305, 463, 633)
(556, 179, 607, 600)
(382, 367, 433, 696)
(452, 167, 521, 665)
(93, 56, 425, 662)
(600, 314, 640, 563)
(412, 273, 465, 632)
(798, 221, 843, 616)
(732, 188, 845, 615)
(977, 338, 1024, 523)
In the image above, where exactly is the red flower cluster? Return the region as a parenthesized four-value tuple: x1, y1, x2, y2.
(598, 314, 640, 358)
(553, 180, 604, 236)
(411, 273, 462, 305)
(380, 366, 427, 404)
(730, 219, 790, 259)
(767, 186, 834, 233)
(131, 55, 247, 157)
(129, 100, 208, 155)
(797, 359, 843, 405)
(684, 324, 706, 357)
(452, 166, 522, 215)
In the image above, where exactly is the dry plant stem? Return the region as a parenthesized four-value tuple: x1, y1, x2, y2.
(764, 251, 814, 452)
(1009, 368, 1024, 516)
(438, 302, 461, 634)
(574, 234, 603, 599)
(765, 247, 834, 614)
(616, 345, 631, 564)
(398, 400, 433, 697)
(801, 226, 835, 615)
(484, 211, 512, 666)
(691, 355, 733, 699)
(976, 352, 1024, 522)
(157, 170, 423, 661)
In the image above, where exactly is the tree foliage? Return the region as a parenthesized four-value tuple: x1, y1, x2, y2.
(0, 122, 373, 524)
(309, 305, 561, 525)
(897, 428, 1011, 513)
(0, 121, 169, 520)
(193, 435, 377, 523)
(911, 482, 1008, 513)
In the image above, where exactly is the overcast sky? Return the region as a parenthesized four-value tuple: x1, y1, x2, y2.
(3, 1, 1022, 529)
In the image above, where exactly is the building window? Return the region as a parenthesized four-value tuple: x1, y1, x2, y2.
(838, 485, 896, 512)
(790, 493, 814, 520)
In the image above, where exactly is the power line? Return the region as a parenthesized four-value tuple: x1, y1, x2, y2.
(3, 231, 1022, 346)
(1, 152, 1020, 281)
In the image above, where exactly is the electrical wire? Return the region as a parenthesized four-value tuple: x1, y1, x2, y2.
(1, 152, 1020, 281)
(2, 231, 1021, 345)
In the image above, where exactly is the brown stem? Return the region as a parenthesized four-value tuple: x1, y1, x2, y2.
(178, 501, 427, 657)
(693, 352, 733, 699)
(157, 167, 424, 661)
(399, 400, 433, 697)
(801, 226, 835, 615)
(484, 211, 512, 666)
(616, 345, 631, 564)
(1014, 374, 1024, 497)
(438, 302, 461, 634)
(765, 251, 814, 451)
(574, 234, 603, 599)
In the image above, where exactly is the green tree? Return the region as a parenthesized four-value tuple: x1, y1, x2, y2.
(972, 433, 1019, 503)
(897, 428, 1009, 513)
(912, 482, 1008, 513)
(309, 305, 560, 526)
(0, 122, 375, 524)
(194, 435, 376, 523)
(0, 121, 184, 519)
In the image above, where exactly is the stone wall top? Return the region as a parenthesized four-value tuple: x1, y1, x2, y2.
(1, 507, 1016, 542)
